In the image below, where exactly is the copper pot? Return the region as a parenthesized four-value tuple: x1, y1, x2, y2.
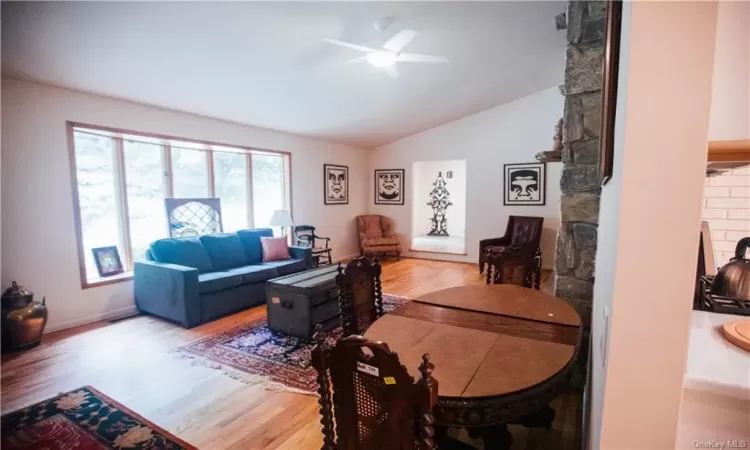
(711, 237, 750, 301)
(1, 281, 48, 351)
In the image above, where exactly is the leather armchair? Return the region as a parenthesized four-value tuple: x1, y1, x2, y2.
(479, 216, 544, 275)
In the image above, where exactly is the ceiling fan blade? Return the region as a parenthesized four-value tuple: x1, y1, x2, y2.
(397, 52, 449, 63)
(382, 29, 417, 53)
(383, 65, 399, 79)
(322, 38, 375, 53)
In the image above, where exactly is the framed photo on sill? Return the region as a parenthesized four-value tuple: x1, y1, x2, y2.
(324, 164, 349, 205)
(91, 246, 124, 277)
(504, 162, 546, 206)
(374, 169, 405, 205)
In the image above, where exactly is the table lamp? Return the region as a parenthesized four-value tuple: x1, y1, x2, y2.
(269, 209, 293, 238)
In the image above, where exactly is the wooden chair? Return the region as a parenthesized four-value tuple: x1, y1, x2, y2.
(486, 246, 540, 290)
(295, 225, 332, 267)
(479, 216, 543, 279)
(336, 256, 384, 336)
(311, 325, 438, 450)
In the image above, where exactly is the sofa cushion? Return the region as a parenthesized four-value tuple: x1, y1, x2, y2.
(199, 233, 248, 270)
(261, 236, 291, 262)
(237, 229, 274, 264)
(261, 258, 307, 277)
(226, 265, 279, 284)
(150, 237, 213, 274)
(198, 272, 243, 294)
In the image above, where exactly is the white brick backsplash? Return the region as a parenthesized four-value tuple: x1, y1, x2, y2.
(728, 209, 750, 219)
(716, 251, 734, 266)
(704, 186, 731, 197)
(708, 175, 750, 187)
(702, 209, 727, 219)
(703, 171, 749, 264)
(726, 231, 750, 241)
(706, 198, 750, 208)
(714, 240, 739, 252)
(708, 219, 750, 231)
(711, 230, 726, 240)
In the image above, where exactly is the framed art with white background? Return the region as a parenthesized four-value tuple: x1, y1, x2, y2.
(504, 162, 546, 206)
(324, 164, 348, 205)
(374, 169, 405, 205)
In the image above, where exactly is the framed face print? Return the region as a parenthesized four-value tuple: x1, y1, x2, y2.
(324, 164, 349, 205)
(374, 169, 405, 205)
(504, 162, 546, 206)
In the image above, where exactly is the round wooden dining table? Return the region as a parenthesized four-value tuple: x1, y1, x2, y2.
(364, 284, 582, 449)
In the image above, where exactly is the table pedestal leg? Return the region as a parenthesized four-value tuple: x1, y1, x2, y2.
(467, 425, 513, 450)
(434, 426, 449, 447)
(511, 405, 556, 430)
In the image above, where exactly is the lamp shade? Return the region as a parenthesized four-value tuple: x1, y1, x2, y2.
(268, 209, 293, 227)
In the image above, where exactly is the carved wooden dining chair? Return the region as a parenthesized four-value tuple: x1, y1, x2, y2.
(311, 325, 438, 450)
(486, 246, 540, 289)
(336, 256, 384, 336)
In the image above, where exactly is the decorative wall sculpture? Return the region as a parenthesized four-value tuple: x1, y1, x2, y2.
(504, 163, 546, 206)
(426, 171, 452, 236)
(374, 169, 405, 205)
(324, 164, 349, 205)
(165, 198, 223, 237)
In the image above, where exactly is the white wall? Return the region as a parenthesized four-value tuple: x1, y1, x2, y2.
(1, 77, 370, 333)
(369, 87, 563, 268)
(412, 160, 467, 237)
(709, 0, 750, 140)
(590, 2, 718, 449)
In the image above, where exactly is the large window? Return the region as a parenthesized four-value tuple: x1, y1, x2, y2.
(69, 123, 291, 286)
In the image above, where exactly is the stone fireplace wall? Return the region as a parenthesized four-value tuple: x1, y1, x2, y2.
(553, 0, 607, 326)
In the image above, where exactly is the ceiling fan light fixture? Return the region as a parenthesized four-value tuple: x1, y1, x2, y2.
(366, 50, 397, 67)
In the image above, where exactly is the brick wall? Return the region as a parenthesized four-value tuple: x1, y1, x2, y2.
(702, 165, 750, 266)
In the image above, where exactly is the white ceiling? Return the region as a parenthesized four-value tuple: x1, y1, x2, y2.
(2, 1, 566, 148)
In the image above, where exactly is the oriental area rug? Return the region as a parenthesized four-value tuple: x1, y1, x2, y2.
(1, 386, 197, 449)
(177, 294, 410, 393)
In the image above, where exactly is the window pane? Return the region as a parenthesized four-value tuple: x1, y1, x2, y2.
(213, 151, 248, 232)
(74, 131, 120, 279)
(171, 144, 208, 198)
(252, 154, 285, 232)
(124, 139, 167, 262)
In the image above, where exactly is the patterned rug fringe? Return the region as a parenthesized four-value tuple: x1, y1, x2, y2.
(170, 350, 318, 397)
(171, 294, 410, 395)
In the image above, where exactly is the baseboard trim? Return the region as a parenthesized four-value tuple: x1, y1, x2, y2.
(44, 305, 139, 334)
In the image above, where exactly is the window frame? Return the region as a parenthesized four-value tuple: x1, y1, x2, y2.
(66, 121, 293, 289)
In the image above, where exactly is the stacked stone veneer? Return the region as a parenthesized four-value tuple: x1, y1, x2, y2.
(553, 1, 607, 326)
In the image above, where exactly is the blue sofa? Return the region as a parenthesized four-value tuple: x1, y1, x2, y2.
(134, 228, 312, 328)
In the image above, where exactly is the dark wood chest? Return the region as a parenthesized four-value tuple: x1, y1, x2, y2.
(265, 265, 340, 339)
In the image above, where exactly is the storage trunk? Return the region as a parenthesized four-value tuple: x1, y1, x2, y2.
(265, 265, 341, 339)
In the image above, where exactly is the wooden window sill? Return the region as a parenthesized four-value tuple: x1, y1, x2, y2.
(83, 271, 134, 289)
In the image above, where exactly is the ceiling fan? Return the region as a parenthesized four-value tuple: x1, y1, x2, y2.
(322, 28, 449, 79)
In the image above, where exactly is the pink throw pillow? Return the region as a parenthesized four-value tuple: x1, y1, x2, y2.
(261, 236, 291, 262)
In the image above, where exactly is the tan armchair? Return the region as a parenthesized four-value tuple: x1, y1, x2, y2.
(356, 215, 402, 259)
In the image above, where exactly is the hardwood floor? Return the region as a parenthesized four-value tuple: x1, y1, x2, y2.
(0, 259, 568, 449)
